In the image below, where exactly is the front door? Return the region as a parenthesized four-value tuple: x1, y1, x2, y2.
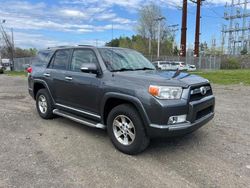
(64, 48, 102, 117)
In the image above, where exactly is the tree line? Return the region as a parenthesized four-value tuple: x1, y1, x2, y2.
(106, 3, 179, 57)
(0, 47, 37, 59)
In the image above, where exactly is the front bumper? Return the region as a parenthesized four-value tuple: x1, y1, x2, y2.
(146, 95, 215, 138)
(148, 112, 214, 138)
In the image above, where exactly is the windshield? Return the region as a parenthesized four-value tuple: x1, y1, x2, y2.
(98, 48, 155, 72)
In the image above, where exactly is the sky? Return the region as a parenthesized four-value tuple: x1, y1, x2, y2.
(0, 0, 232, 49)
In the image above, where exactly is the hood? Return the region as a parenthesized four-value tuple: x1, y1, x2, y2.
(113, 70, 209, 87)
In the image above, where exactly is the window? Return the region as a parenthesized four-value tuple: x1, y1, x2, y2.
(98, 48, 155, 72)
(51, 49, 71, 70)
(33, 50, 53, 67)
(71, 49, 98, 72)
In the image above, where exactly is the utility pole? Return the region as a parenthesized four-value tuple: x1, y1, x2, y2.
(191, 0, 203, 57)
(154, 16, 166, 59)
(11, 28, 14, 71)
(180, 0, 187, 57)
(194, 0, 201, 57)
(95, 39, 98, 47)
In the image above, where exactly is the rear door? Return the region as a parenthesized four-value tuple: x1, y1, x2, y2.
(45, 49, 72, 105)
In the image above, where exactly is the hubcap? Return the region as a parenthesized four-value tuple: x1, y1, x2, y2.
(112, 115, 136, 146)
(38, 95, 47, 114)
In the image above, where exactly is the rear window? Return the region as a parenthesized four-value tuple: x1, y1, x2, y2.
(33, 51, 53, 67)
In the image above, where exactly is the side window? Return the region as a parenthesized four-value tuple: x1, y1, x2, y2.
(51, 49, 71, 70)
(71, 49, 98, 72)
(33, 51, 53, 67)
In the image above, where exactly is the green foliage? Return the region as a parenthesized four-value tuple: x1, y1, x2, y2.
(14, 48, 37, 58)
(0, 47, 38, 58)
(221, 57, 241, 69)
(193, 70, 250, 85)
(240, 47, 248, 55)
(173, 46, 179, 56)
(105, 35, 174, 56)
(105, 38, 120, 47)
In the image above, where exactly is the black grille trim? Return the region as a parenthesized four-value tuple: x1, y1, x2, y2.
(189, 84, 213, 102)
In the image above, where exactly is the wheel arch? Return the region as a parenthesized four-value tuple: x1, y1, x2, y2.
(33, 79, 55, 103)
(101, 93, 150, 128)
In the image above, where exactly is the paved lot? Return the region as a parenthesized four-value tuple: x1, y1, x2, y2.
(0, 74, 249, 188)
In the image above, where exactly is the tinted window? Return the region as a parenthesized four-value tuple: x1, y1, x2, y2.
(98, 48, 155, 71)
(71, 49, 98, 72)
(52, 50, 71, 70)
(33, 50, 53, 67)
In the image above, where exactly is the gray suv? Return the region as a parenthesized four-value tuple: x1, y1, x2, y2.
(28, 46, 215, 155)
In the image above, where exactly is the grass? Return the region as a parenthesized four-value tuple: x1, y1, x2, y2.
(193, 69, 250, 85)
(4, 71, 27, 77)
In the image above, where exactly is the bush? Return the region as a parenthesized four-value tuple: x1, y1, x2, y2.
(221, 57, 241, 69)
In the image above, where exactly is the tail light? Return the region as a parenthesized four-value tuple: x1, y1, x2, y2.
(26, 67, 32, 73)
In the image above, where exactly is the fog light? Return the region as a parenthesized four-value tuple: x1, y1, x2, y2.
(168, 115, 187, 125)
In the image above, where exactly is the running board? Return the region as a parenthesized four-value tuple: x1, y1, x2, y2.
(53, 109, 105, 129)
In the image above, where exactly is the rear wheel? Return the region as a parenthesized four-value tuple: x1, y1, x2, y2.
(107, 104, 149, 155)
(36, 89, 54, 119)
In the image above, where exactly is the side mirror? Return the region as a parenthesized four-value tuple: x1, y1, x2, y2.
(80, 63, 98, 74)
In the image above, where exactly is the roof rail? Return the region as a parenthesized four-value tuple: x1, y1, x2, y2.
(47, 45, 73, 49)
(77, 45, 94, 47)
(47, 45, 95, 50)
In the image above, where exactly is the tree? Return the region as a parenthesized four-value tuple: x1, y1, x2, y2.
(241, 47, 247, 55)
(105, 38, 120, 47)
(136, 3, 170, 55)
(0, 47, 37, 58)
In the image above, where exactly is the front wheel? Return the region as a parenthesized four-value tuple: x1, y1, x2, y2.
(107, 104, 150, 155)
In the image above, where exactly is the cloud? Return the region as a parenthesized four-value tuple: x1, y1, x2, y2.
(14, 31, 106, 49)
(0, 0, 230, 48)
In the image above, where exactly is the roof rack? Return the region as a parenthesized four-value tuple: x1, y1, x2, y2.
(77, 45, 94, 47)
(47, 45, 95, 49)
(47, 45, 73, 49)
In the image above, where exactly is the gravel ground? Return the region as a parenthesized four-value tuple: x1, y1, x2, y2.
(0, 75, 249, 188)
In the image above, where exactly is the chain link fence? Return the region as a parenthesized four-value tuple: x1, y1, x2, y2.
(12, 55, 222, 71)
(145, 55, 221, 70)
(13, 57, 35, 71)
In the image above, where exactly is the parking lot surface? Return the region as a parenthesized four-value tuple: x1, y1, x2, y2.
(0, 75, 249, 188)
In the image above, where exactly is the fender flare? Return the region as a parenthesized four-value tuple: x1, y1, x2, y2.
(101, 92, 150, 127)
(33, 79, 55, 103)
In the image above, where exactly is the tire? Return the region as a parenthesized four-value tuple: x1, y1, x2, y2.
(107, 104, 150, 155)
(36, 89, 54, 119)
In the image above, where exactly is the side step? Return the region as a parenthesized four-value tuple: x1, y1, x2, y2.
(53, 109, 105, 129)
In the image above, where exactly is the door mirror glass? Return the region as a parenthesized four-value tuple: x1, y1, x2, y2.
(80, 63, 98, 74)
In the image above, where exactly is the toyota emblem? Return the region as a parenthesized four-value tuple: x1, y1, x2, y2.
(200, 86, 207, 95)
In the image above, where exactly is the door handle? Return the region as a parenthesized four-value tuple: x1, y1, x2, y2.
(43, 73, 50, 77)
(65, 76, 72, 81)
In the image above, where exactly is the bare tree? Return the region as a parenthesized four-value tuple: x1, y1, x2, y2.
(136, 3, 169, 55)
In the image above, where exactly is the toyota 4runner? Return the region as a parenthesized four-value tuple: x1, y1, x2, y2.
(28, 46, 215, 155)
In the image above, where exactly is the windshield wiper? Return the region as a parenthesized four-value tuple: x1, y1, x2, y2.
(134, 67, 155, 71)
(111, 68, 135, 72)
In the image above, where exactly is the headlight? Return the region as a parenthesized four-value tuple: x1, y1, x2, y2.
(148, 85, 183, 99)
